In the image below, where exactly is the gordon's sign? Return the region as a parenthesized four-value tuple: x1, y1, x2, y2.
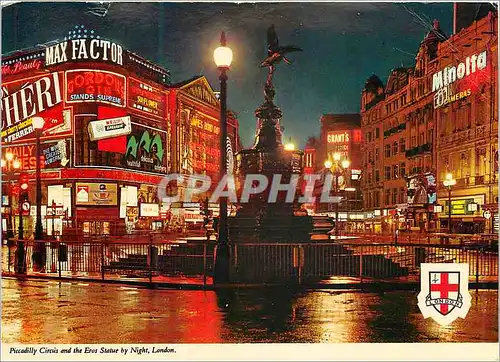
(45, 39, 123, 67)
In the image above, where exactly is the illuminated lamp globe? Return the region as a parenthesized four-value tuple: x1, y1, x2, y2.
(214, 32, 233, 69)
(284, 143, 295, 151)
(5, 152, 14, 161)
(324, 160, 333, 169)
(13, 159, 21, 169)
(1, 159, 6, 168)
(341, 159, 351, 169)
(333, 152, 341, 161)
(445, 172, 453, 181)
(21, 182, 29, 191)
(32, 117, 45, 130)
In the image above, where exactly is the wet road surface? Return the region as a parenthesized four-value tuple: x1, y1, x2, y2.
(1, 279, 497, 343)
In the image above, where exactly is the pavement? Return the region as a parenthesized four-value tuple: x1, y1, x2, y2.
(2, 278, 498, 343)
(2, 271, 497, 291)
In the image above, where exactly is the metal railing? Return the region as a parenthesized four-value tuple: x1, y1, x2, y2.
(2, 240, 497, 285)
(229, 242, 498, 283)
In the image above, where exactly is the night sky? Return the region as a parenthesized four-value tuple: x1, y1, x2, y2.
(2, 2, 453, 148)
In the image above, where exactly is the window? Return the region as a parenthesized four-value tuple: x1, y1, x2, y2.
(393, 141, 398, 155)
(368, 151, 372, 163)
(385, 189, 391, 205)
(386, 104, 391, 114)
(375, 170, 380, 182)
(385, 144, 391, 158)
(368, 172, 372, 183)
(427, 129, 433, 145)
(399, 138, 406, 152)
(411, 136, 416, 147)
(400, 162, 406, 177)
(393, 165, 399, 179)
(392, 188, 398, 204)
(367, 132, 372, 142)
(375, 148, 380, 161)
(375, 127, 380, 139)
(385, 166, 391, 180)
(419, 132, 425, 145)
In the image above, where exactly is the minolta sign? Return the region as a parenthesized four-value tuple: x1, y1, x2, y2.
(432, 50, 487, 92)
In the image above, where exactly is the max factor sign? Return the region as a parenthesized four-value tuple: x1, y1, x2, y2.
(45, 39, 123, 66)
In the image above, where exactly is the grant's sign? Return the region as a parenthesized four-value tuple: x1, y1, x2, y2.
(45, 39, 123, 67)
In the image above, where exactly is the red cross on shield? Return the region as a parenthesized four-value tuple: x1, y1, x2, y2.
(426, 272, 462, 316)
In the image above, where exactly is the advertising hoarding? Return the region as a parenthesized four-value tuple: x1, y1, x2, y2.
(88, 116, 132, 141)
(65, 69, 126, 107)
(75, 183, 118, 206)
(123, 123, 169, 174)
(1, 72, 72, 143)
(406, 173, 437, 205)
(128, 78, 166, 120)
(2, 139, 71, 171)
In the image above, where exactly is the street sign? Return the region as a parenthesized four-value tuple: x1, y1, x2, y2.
(22, 201, 30, 215)
(483, 210, 492, 219)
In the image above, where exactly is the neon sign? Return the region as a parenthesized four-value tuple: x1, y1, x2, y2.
(45, 39, 123, 66)
(124, 124, 168, 174)
(65, 69, 126, 107)
(2, 59, 42, 77)
(432, 51, 487, 92)
(128, 78, 166, 120)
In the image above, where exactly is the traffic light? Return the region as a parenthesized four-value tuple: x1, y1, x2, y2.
(19, 173, 29, 191)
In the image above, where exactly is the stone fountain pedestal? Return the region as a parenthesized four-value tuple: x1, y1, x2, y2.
(228, 78, 316, 243)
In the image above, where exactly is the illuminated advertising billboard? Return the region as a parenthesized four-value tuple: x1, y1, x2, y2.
(433, 50, 489, 109)
(128, 78, 166, 120)
(189, 113, 220, 174)
(1, 72, 72, 143)
(76, 183, 118, 206)
(2, 57, 43, 77)
(65, 69, 126, 107)
(3, 139, 71, 171)
(326, 130, 351, 159)
(406, 173, 437, 205)
(123, 123, 168, 174)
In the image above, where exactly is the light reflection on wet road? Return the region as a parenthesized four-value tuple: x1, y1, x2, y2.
(1, 279, 497, 343)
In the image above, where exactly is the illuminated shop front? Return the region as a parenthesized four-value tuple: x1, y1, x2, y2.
(2, 27, 240, 238)
(1, 28, 171, 237)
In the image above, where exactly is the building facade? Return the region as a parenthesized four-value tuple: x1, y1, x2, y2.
(1, 28, 239, 238)
(306, 114, 363, 230)
(360, 10, 498, 234)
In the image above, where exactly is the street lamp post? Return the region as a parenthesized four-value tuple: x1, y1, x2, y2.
(1, 153, 21, 240)
(443, 172, 456, 234)
(213, 32, 233, 284)
(325, 153, 350, 239)
(32, 117, 45, 271)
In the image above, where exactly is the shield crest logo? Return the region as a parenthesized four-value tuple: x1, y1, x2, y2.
(417, 263, 472, 326)
(427, 271, 461, 316)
